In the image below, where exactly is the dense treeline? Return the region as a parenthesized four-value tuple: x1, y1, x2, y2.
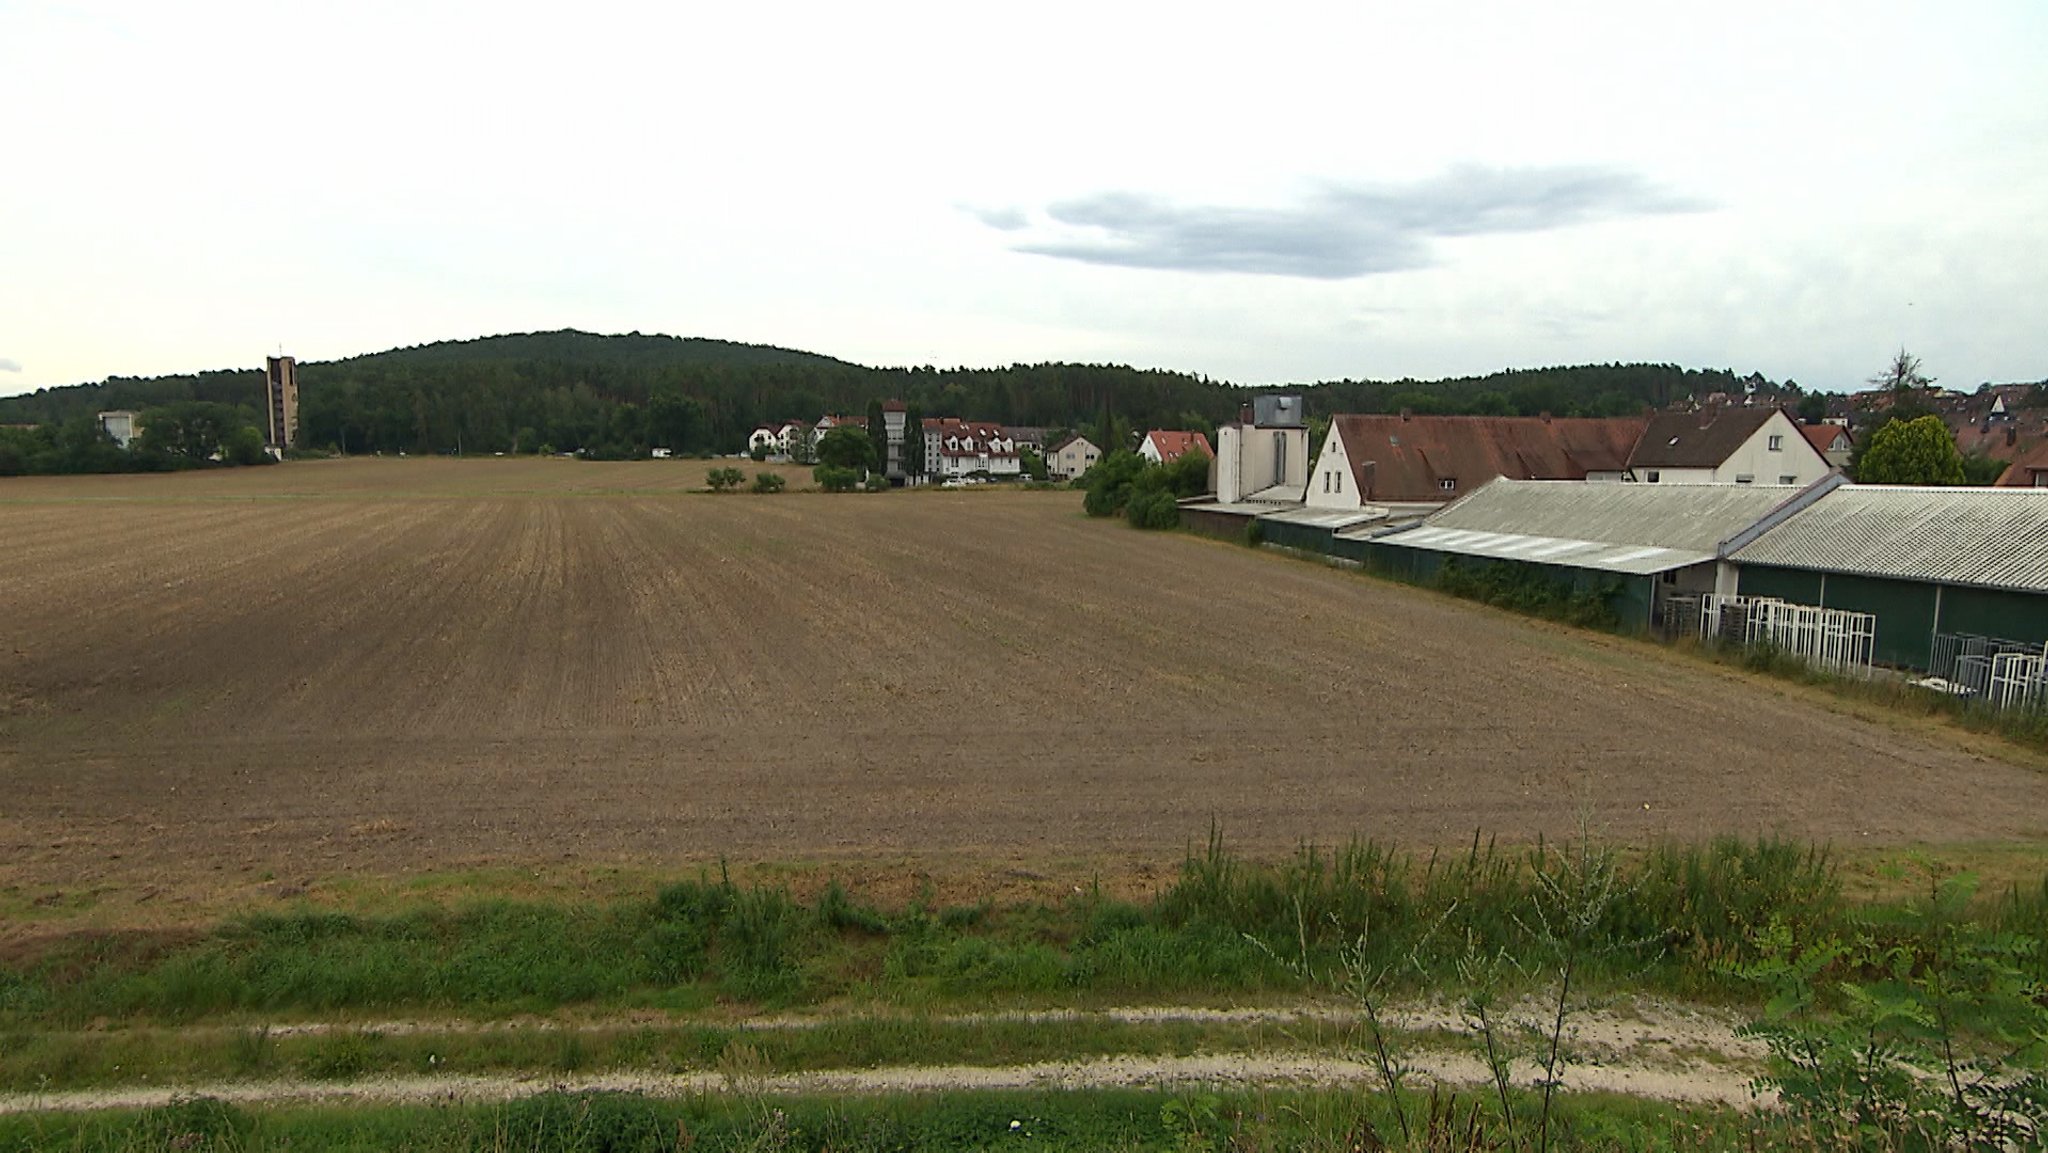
(0, 402, 272, 476)
(1302, 363, 1797, 419)
(0, 329, 1801, 458)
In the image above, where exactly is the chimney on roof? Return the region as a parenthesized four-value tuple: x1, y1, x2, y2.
(2008, 426, 2018, 448)
(1400, 407, 1412, 422)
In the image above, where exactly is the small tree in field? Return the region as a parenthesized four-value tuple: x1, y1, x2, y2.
(707, 467, 745, 492)
(750, 472, 786, 494)
(815, 426, 876, 474)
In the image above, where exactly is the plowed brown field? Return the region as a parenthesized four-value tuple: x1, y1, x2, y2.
(3, 458, 2045, 911)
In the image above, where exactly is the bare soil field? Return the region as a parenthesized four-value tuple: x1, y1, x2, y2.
(3, 458, 2045, 921)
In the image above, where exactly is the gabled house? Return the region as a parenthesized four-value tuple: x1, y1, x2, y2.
(1304, 413, 1646, 510)
(1138, 430, 1213, 465)
(1046, 435, 1100, 481)
(747, 420, 811, 457)
(921, 417, 1021, 479)
(1626, 408, 1828, 486)
(1799, 422, 1853, 470)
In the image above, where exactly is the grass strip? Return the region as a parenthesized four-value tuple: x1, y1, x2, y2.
(3, 835, 2041, 1030)
(0, 1085, 1790, 1152)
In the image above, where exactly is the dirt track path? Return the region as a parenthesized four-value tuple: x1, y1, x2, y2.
(0, 1001, 1771, 1115)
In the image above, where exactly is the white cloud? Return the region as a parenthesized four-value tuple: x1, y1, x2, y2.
(2, 1, 2045, 393)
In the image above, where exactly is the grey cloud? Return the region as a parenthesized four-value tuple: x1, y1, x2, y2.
(0, 358, 20, 373)
(964, 204, 1030, 231)
(1002, 166, 1707, 279)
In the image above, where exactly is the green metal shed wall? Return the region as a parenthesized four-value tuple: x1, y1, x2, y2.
(1935, 586, 2048, 648)
(1734, 567, 1824, 605)
(1820, 574, 1939, 669)
(1259, 520, 1336, 554)
(1733, 565, 2048, 671)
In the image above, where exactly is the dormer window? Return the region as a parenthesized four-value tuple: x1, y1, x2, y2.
(1439, 477, 1457, 492)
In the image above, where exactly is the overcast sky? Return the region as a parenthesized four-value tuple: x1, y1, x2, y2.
(4, 1, 2045, 395)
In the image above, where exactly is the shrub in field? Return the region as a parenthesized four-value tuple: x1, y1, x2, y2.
(749, 471, 785, 494)
(1125, 489, 1180, 530)
(706, 467, 745, 492)
(814, 464, 860, 492)
(1081, 450, 1148, 517)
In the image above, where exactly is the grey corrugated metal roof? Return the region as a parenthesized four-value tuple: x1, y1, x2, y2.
(1731, 485, 2048, 592)
(1425, 478, 1809, 552)
(1259, 506, 1389, 531)
(1383, 524, 1714, 574)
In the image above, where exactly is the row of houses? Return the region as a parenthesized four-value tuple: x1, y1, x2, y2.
(1302, 406, 1845, 510)
(748, 408, 1044, 481)
(748, 411, 1214, 484)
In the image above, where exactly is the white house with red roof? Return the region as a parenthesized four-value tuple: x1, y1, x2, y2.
(1139, 430, 1214, 465)
(922, 417, 1022, 479)
(747, 420, 812, 456)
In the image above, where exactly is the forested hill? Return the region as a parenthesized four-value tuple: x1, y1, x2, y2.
(0, 329, 1792, 457)
(1305, 363, 1797, 420)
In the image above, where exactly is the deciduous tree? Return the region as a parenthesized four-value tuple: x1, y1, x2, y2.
(816, 425, 876, 472)
(1856, 414, 1964, 485)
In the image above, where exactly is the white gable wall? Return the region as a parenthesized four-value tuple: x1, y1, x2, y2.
(1305, 423, 1363, 510)
(1708, 410, 1829, 485)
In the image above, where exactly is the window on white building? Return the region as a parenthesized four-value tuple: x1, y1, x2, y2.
(1646, 470, 1660, 483)
(1735, 474, 1755, 484)
(1779, 475, 1797, 484)
(1768, 435, 1783, 451)
(1335, 471, 1342, 493)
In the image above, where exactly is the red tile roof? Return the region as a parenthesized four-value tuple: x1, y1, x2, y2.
(1800, 423, 1852, 455)
(1144, 430, 1213, 463)
(1995, 438, 2048, 487)
(924, 418, 1018, 459)
(1332, 414, 1648, 503)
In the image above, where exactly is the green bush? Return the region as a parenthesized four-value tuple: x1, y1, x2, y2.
(706, 467, 745, 492)
(1081, 450, 1149, 517)
(1125, 489, 1180, 530)
(814, 464, 860, 492)
(1436, 557, 1622, 630)
(749, 472, 785, 494)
